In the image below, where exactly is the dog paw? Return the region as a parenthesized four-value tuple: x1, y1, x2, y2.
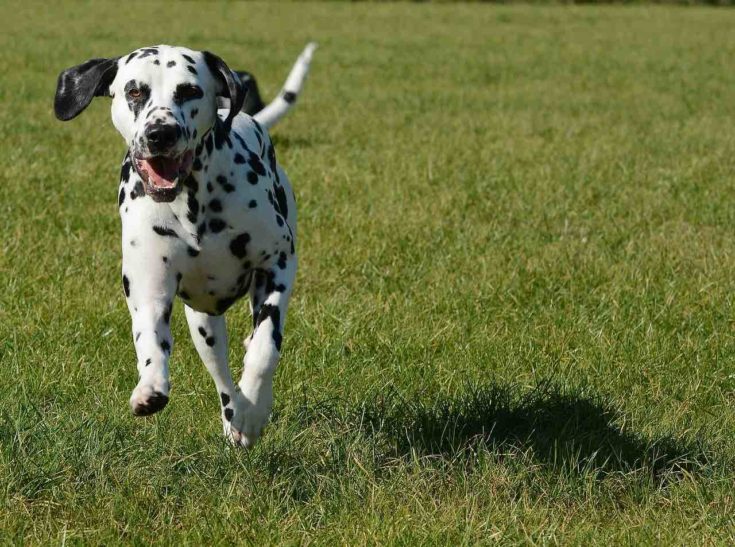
(130, 379, 169, 416)
(220, 384, 272, 449)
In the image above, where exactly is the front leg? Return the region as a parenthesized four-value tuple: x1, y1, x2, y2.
(123, 267, 177, 417)
(236, 257, 296, 448)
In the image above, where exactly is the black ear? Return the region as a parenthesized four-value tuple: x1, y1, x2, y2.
(203, 51, 246, 131)
(54, 57, 120, 121)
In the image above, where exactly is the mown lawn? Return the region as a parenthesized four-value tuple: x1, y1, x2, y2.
(2, 1, 735, 544)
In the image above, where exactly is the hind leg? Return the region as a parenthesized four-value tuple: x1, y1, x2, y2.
(232, 259, 296, 448)
(183, 305, 249, 444)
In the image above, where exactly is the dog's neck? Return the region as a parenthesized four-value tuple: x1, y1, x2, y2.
(166, 120, 231, 243)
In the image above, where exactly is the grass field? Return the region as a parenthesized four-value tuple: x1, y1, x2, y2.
(3, 1, 735, 543)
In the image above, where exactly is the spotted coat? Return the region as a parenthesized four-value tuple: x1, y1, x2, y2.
(55, 43, 316, 448)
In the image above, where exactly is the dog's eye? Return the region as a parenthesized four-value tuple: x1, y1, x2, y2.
(175, 84, 204, 103)
(127, 88, 142, 99)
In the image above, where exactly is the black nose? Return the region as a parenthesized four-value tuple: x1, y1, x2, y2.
(145, 124, 179, 152)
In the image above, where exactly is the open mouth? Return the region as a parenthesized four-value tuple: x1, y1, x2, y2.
(134, 150, 194, 202)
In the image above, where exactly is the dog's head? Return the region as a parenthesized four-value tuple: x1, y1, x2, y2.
(54, 45, 245, 202)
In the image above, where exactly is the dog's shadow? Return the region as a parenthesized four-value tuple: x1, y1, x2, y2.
(353, 381, 710, 484)
(270, 380, 712, 491)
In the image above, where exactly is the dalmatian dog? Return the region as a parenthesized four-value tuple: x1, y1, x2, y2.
(54, 43, 316, 448)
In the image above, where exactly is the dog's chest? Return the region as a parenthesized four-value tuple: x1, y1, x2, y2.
(171, 177, 292, 314)
(173, 211, 289, 315)
(120, 122, 294, 316)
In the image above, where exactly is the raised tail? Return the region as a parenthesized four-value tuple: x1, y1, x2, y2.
(249, 42, 317, 129)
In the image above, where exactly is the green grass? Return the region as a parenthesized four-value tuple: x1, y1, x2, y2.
(2, 1, 735, 543)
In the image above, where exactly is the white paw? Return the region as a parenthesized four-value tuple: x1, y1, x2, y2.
(130, 377, 169, 416)
(220, 383, 272, 449)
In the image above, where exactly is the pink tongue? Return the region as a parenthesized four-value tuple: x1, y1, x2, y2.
(141, 157, 180, 188)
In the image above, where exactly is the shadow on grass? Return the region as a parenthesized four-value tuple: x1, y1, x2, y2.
(354, 380, 711, 485)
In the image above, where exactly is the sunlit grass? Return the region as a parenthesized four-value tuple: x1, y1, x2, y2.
(2, 1, 735, 543)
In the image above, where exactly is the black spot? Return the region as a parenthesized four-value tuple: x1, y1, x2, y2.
(167, 60, 176, 67)
(282, 91, 297, 104)
(182, 54, 195, 63)
(187, 65, 198, 75)
(277, 252, 287, 270)
(209, 218, 226, 233)
(153, 225, 178, 238)
(180, 290, 190, 300)
(184, 175, 198, 191)
(247, 171, 258, 185)
(207, 182, 214, 192)
(118, 188, 126, 207)
(122, 275, 130, 297)
(249, 200, 257, 208)
(266, 270, 279, 293)
(230, 233, 250, 258)
(153, 59, 160, 65)
(124, 81, 151, 120)
(193, 158, 203, 171)
(214, 126, 226, 150)
(198, 326, 207, 337)
(163, 302, 173, 324)
(220, 392, 230, 406)
(209, 199, 222, 212)
(234, 153, 246, 164)
(216, 174, 235, 193)
(249, 156, 266, 176)
(190, 108, 198, 119)
(276, 215, 284, 227)
(187, 247, 200, 257)
(137, 47, 159, 59)
(274, 185, 289, 218)
(216, 297, 237, 314)
(197, 221, 207, 241)
(145, 358, 152, 366)
(206, 336, 215, 347)
(173, 83, 204, 105)
(160, 340, 171, 353)
(187, 191, 199, 223)
(256, 304, 282, 351)
(130, 180, 145, 199)
(205, 134, 213, 155)
(224, 408, 234, 421)
(162, 256, 168, 263)
(120, 157, 132, 182)
(135, 332, 141, 342)
(126, 52, 138, 64)
(231, 132, 245, 149)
